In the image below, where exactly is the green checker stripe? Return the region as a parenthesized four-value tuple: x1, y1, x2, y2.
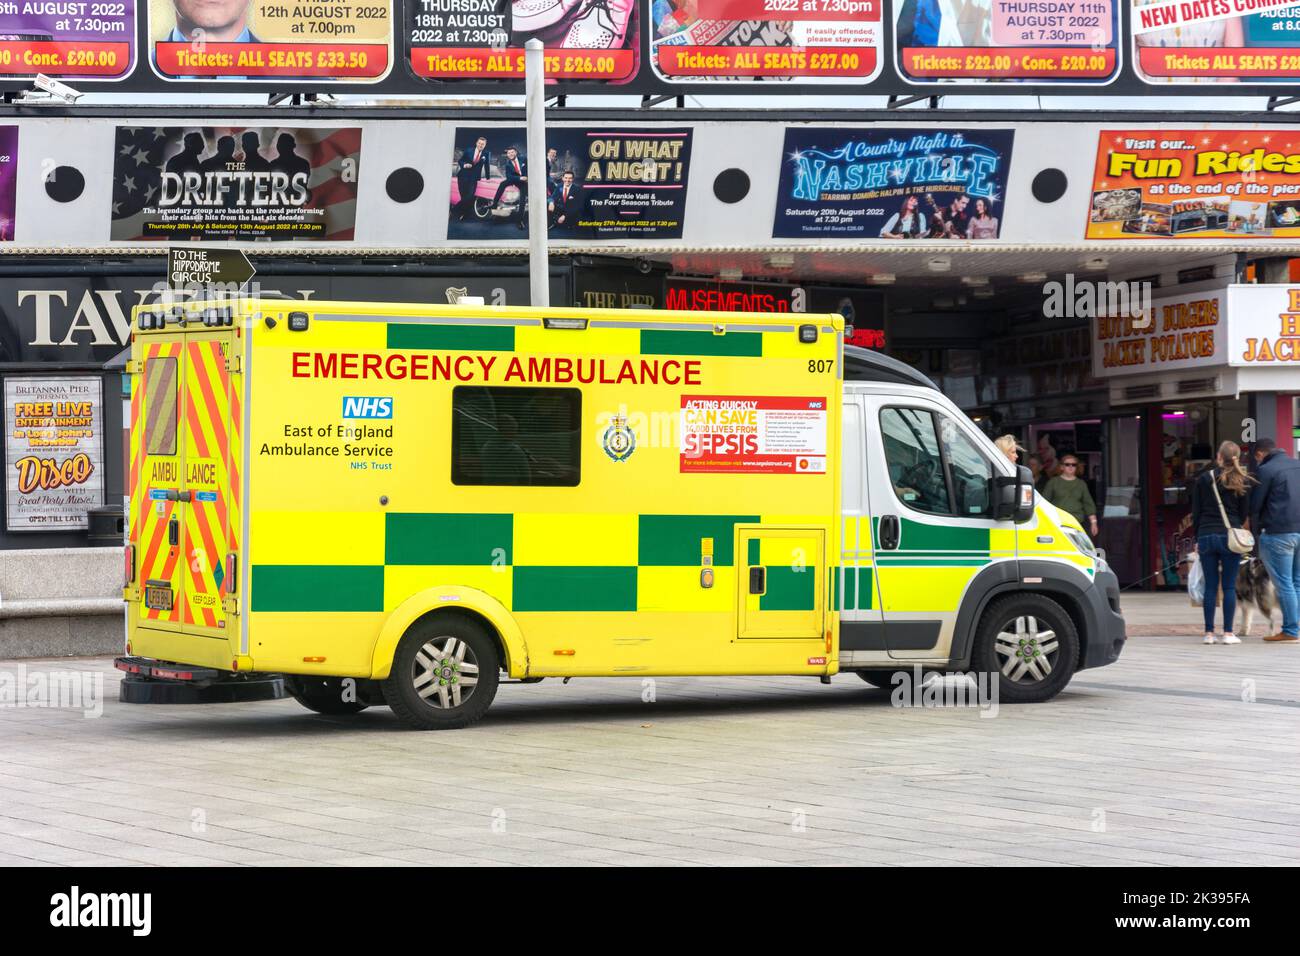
(832, 566, 874, 611)
(638, 514, 759, 567)
(761, 566, 816, 611)
(640, 329, 763, 357)
(386, 513, 512, 565)
(251, 565, 384, 612)
(898, 518, 989, 552)
(387, 323, 515, 351)
(513, 566, 637, 611)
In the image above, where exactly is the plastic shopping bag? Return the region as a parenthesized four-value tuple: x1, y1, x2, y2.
(1187, 552, 1204, 607)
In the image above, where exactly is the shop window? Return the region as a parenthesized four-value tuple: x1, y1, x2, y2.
(144, 357, 178, 457)
(451, 386, 581, 487)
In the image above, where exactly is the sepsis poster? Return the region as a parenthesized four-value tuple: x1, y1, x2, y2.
(1086, 130, 1300, 239)
(149, 0, 392, 81)
(680, 395, 828, 474)
(773, 127, 1013, 239)
(449, 126, 691, 240)
(0, 1, 135, 79)
(1133, 0, 1300, 82)
(110, 125, 361, 241)
(893, 0, 1119, 82)
(5, 376, 104, 532)
(649, 0, 883, 82)
(407, 0, 638, 82)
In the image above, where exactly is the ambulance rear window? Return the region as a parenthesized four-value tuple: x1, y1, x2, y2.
(451, 386, 581, 487)
(144, 356, 179, 457)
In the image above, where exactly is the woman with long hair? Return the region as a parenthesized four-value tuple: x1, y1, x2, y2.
(1192, 440, 1256, 644)
(879, 195, 926, 238)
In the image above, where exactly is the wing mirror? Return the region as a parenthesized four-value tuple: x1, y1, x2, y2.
(995, 464, 1036, 523)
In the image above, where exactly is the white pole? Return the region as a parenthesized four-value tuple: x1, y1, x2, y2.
(524, 38, 549, 308)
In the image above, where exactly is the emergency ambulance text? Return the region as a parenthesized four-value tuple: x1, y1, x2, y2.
(291, 352, 703, 386)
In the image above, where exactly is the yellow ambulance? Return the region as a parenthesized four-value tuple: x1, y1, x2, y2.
(120, 300, 1125, 729)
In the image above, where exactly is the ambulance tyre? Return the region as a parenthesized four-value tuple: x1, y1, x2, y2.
(284, 676, 370, 716)
(856, 671, 899, 689)
(972, 594, 1078, 704)
(384, 615, 500, 730)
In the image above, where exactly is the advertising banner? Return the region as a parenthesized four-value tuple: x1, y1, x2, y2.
(448, 126, 691, 240)
(0, 1, 135, 79)
(150, 0, 392, 81)
(1091, 287, 1226, 378)
(1086, 130, 1300, 239)
(1133, 0, 1300, 83)
(1226, 284, 1300, 365)
(4, 376, 104, 531)
(110, 125, 362, 241)
(0, 127, 15, 243)
(407, 0, 638, 82)
(649, 0, 883, 82)
(773, 127, 1013, 239)
(680, 395, 828, 474)
(893, 0, 1119, 83)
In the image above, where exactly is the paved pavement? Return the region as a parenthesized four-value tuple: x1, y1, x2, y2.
(2, 594, 1298, 866)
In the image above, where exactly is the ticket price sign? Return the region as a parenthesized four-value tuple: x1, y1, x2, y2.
(1085, 130, 1300, 239)
(1133, 0, 1300, 83)
(0, 1, 135, 79)
(407, 0, 639, 83)
(150, 0, 392, 81)
(893, 0, 1119, 83)
(649, 0, 883, 82)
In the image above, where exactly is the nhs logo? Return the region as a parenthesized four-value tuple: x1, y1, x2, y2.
(342, 396, 393, 419)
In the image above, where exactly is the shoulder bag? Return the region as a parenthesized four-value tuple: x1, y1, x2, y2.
(1210, 470, 1255, 554)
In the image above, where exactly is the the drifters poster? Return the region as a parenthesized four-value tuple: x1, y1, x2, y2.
(448, 126, 692, 240)
(5, 376, 104, 532)
(110, 126, 362, 241)
(774, 127, 1013, 239)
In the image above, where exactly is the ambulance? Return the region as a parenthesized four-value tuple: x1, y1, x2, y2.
(119, 300, 1125, 729)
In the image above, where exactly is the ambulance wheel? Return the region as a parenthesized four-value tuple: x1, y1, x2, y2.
(856, 671, 899, 690)
(972, 594, 1078, 703)
(383, 616, 499, 730)
(284, 676, 370, 716)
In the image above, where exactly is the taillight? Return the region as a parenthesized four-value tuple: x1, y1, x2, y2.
(124, 544, 135, 586)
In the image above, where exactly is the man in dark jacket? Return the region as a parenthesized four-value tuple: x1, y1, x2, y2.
(1251, 437, 1300, 641)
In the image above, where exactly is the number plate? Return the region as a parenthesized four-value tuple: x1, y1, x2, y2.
(144, 585, 173, 611)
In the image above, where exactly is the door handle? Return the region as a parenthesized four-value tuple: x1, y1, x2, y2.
(164, 489, 192, 503)
(167, 517, 179, 547)
(879, 515, 900, 551)
(748, 565, 766, 595)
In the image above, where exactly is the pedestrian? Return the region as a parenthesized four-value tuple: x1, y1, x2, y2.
(1027, 454, 1049, 492)
(993, 434, 1019, 464)
(1250, 437, 1300, 642)
(1192, 440, 1254, 645)
(1042, 454, 1098, 537)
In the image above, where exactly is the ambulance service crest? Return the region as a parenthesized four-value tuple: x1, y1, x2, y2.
(602, 414, 636, 463)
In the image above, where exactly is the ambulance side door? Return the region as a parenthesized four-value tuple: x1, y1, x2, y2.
(863, 396, 1004, 660)
(837, 394, 888, 661)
